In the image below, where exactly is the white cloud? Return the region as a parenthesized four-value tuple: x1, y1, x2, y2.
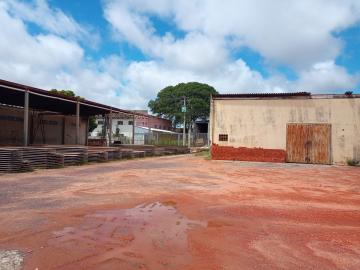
(102, 0, 360, 104)
(103, 0, 360, 68)
(104, 1, 228, 72)
(6, 0, 100, 47)
(0, 1, 118, 106)
(0, 0, 359, 111)
(296, 61, 359, 92)
(118, 59, 290, 108)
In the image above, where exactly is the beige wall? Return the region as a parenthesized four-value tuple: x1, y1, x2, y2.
(0, 106, 87, 145)
(210, 97, 360, 164)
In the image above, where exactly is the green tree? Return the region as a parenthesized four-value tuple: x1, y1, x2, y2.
(50, 89, 76, 97)
(88, 117, 97, 133)
(148, 82, 218, 128)
(49, 89, 97, 132)
(49, 89, 85, 100)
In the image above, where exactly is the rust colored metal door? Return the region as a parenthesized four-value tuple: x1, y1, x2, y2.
(286, 124, 331, 164)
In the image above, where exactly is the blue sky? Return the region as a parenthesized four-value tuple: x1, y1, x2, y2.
(0, 0, 360, 109)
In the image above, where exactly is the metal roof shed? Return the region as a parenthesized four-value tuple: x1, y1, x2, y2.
(0, 79, 137, 146)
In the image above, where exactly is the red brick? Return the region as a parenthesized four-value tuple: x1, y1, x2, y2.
(211, 144, 286, 163)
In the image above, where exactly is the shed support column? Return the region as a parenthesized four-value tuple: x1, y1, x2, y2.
(76, 101, 80, 145)
(62, 116, 66, 145)
(85, 117, 89, 146)
(132, 114, 135, 144)
(23, 89, 29, 146)
(108, 110, 112, 146)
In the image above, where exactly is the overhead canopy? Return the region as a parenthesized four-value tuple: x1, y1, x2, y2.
(0, 79, 137, 117)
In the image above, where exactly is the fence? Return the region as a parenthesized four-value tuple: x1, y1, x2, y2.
(134, 132, 208, 147)
(89, 130, 209, 147)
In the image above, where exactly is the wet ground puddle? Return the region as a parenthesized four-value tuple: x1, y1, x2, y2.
(45, 202, 204, 269)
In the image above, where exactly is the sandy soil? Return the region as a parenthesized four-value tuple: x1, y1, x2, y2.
(0, 155, 359, 270)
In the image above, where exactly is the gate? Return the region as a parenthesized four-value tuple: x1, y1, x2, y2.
(286, 123, 331, 164)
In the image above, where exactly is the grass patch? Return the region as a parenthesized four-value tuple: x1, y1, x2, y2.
(346, 158, 359, 166)
(194, 150, 211, 160)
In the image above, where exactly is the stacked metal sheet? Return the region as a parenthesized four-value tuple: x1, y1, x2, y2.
(53, 146, 88, 165)
(119, 149, 134, 159)
(0, 145, 190, 173)
(87, 151, 99, 163)
(21, 147, 49, 169)
(47, 152, 64, 168)
(132, 150, 146, 158)
(0, 148, 32, 173)
(105, 149, 121, 160)
(0, 148, 21, 173)
(88, 147, 121, 161)
(154, 147, 167, 156)
(87, 150, 108, 163)
(62, 153, 86, 166)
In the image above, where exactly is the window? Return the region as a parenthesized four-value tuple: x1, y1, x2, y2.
(219, 134, 228, 141)
(98, 120, 104, 125)
(155, 125, 158, 128)
(117, 120, 123, 125)
(128, 121, 133, 125)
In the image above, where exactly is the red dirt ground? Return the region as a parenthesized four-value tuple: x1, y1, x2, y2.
(0, 155, 359, 269)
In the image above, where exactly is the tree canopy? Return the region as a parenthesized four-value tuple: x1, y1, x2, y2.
(49, 89, 97, 132)
(148, 82, 218, 127)
(49, 89, 85, 100)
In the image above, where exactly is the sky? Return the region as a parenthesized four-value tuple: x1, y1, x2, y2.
(1, 0, 360, 109)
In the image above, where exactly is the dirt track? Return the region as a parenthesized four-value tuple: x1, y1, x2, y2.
(0, 155, 359, 269)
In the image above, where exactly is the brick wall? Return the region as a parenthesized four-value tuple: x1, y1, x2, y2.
(211, 144, 286, 163)
(135, 117, 171, 130)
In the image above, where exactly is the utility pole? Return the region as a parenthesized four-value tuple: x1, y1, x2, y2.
(188, 120, 191, 147)
(182, 97, 186, 146)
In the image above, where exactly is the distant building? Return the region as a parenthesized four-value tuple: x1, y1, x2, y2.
(210, 92, 360, 164)
(194, 117, 209, 134)
(90, 111, 172, 144)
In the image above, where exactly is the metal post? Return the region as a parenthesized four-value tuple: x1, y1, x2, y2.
(188, 121, 191, 147)
(76, 101, 80, 145)
(62, 116, 66, 145)
(108, 110, 112, 146)
(132, 114, 135, 144)
(182, 97, 186, 146)
(85, 117, 89, 146)
(23, 89, 29, 146)
(149, 127, 152, 145)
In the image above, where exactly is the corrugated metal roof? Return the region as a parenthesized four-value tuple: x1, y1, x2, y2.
(212, 92, 311, 98)
(0, 79, 167, 120)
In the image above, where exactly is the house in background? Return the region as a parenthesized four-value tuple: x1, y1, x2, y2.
(210, 92, 360, 164)
(90, 110, 172, 144)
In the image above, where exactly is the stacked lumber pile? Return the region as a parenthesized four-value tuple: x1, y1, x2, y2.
(0, 145, 190, 173)
(0, 148, 26, 173)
